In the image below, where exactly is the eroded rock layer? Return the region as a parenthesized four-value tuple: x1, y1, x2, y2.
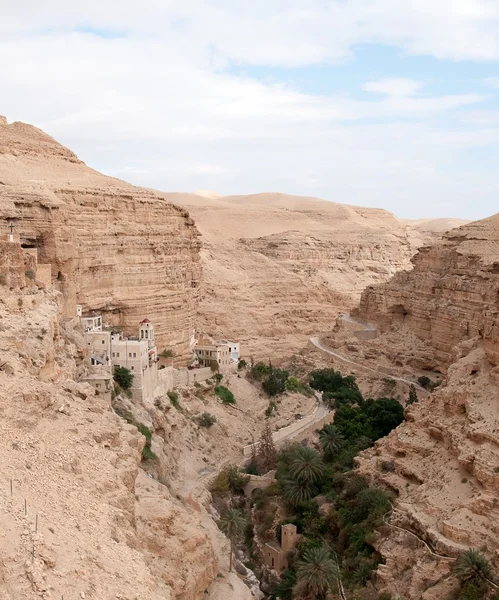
(352, 215, 499, 598)
(0, 118, 201, 354)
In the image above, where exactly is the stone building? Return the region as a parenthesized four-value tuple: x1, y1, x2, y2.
(263, 524, 298, 572)
(194, 335, 240, 369)
(79, 311, 159, 402)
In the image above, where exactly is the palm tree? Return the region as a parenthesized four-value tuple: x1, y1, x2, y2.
(453, 549, 494, 587)
(282, 478, 318, 506)
(319, 424, 344, 458)
(294, 545, 339, 600)
(219, 508, 246, 572)
(289, 445, 325, 484)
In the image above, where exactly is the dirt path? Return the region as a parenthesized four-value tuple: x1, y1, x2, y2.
(309, 336, 427, 392)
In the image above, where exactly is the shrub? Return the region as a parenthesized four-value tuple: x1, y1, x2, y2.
(262, 368, 289, 397)
(210, 359, 220, 373)
(167, 390, 181, 410)
(406, 384, 419, 406)
(25, 269, 36, 280)
(137, 423, 157, 462)
(381, 461, 395, 473)
(214, 373, 223, 383)
(114, 366, 134, 390)
(160, 349, 174, 358)
(249, 361, 272, 380)
(197, 412, 217, 427)
(265, 401, 277, 417)
(285, 377, 302, 392)
(215, 385, 235, 404)
(210, 471, 230, 496)
(238, 359, 247, 370)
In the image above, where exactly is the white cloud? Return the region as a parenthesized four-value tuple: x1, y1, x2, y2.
(363, 78, 425, 96)
(485, 77, 499, 88)
(0, 2, 498, 219)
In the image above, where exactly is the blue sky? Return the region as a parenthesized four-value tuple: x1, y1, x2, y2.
(0, 1, 498, 219)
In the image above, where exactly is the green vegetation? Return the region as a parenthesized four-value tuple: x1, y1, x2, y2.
(319, 424, 344, 460)
(309, 368, 363, 408)
(167, 390, 181, 410)
(160, 348, 174, 358)
(249, 361, 273, 380)
(249, 362, 311, 398)
(238, 359, 247, 370)
(113, 365, 134, 390)
(196, 412, 217, 427)
(219, 508, 247, 572)
(262, 368, 289, 396)
(294, 545, 339, 600)
(285, 376, 303, 392)
(265, 401, 277, 417)
(210, 359, 220, 373)
(334, 398, 404, 445)
(407, 384, 419, 406)
(137, 423, 157, 462)
(214, 385, 236, 404)
(453, 550, 494, 591)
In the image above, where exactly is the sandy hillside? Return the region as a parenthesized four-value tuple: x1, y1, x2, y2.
(165, 191, 463, 359)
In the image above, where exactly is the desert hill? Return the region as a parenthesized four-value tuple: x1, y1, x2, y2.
(0, 117, 201, 356)
(167, 191, 464, 358)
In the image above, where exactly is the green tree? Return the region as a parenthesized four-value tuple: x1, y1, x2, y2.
(262, 368, 289, 397)
(220, 508, 246, 572)
(282, 478, 318, 506)
(289, 445, 325, 484)
(294, 545, 338, 600)
(453, 549, 494, 588)
(406, 384, 418, 406)
(114, 365, 134, 390)
(319, 424, 344, 459)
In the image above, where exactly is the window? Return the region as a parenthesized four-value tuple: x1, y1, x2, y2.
(116, 352, 120, 357)
(102, 340, 105, 344)
(133, 352, 137, 358)
(271, 557, 274, 567)
(131, 366, 134, 370)
(129, 353, 132, 358)
(112, 352, 115, 357)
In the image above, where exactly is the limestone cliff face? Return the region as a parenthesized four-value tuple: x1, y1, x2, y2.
(0, 118, 201, 355)
(169, 192, 447, 359)
(357, 214, 499, 370)
(351, 214, 499, 598)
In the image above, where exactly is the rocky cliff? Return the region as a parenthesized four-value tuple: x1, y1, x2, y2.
(0, 269, 217, 599)
(351, 215, 499, 598)
(169, 192, 462, 359)
(0, 117, 201, 355)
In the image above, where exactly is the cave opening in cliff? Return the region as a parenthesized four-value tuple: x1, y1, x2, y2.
(389, 304, 410, 319)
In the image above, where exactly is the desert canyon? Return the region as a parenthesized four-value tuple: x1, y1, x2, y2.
(0, 114, 497, 600)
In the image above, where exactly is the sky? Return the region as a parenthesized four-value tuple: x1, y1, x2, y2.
(1, 1, 498, 219)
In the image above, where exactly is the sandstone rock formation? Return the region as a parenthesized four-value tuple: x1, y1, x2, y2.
(169, 192, 462, 359)
(0, 117, 201, 356)
(344, 215, 499, 598)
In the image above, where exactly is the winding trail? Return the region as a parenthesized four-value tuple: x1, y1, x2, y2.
(309, 336, 427, 392)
